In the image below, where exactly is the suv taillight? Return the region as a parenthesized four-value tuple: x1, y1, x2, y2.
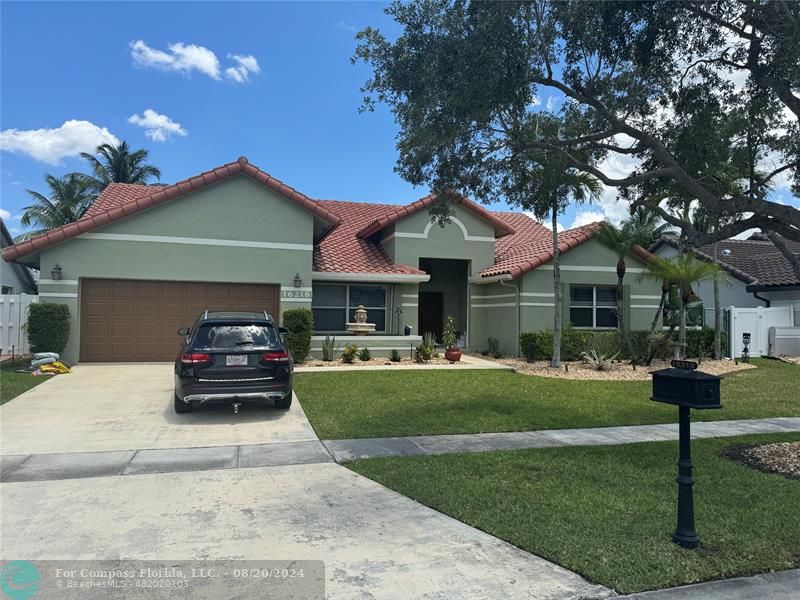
(262, 350, 290, 363)
(181, 352, 211, 364)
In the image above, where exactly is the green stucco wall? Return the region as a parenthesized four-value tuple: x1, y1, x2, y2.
(469, 239, 663, 355)
(37, 175, 316, 363)
(384, 205, 496, 274)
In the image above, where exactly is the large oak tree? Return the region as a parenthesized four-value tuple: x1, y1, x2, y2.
(354, 0, 799, 275)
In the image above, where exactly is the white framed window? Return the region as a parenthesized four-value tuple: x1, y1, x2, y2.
(311, 283, 387, 332)
(569, 285, 618, 328)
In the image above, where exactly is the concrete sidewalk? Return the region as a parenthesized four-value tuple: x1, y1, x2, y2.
(7, 417, 798, 482)
(622, 569, 800, 599)
(322, 417, 800, 461)
(1, 440, 333, 482)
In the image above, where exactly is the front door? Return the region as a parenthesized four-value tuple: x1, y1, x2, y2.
(419, 292, 444, 343)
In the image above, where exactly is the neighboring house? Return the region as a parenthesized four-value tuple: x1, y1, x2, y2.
(0, 219, 37, 295)
(650, 235, 800, 324)
(1, 157, 661, 363)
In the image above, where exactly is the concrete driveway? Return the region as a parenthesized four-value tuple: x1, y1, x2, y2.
(2, 463, 611, 599)
(1, 363, 612, 598)
(0, 364, 317, 455)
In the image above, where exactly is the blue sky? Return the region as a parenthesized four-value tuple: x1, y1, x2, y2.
(1, 2, 795, 239)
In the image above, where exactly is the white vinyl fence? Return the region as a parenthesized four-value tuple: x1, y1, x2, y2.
(729, 304, 795, 358)
(0, 294, 38, 356)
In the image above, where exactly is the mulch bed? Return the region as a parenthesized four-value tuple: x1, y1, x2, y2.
(724, 442, 800, 481)
(494, 357, 755, 381)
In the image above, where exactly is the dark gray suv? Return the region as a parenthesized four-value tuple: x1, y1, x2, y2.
(174, 311, 294, 413)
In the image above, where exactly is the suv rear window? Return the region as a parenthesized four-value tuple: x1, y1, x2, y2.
(194, 323, 278, 350)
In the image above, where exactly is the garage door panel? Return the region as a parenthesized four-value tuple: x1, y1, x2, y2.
(80, 279, 279, 362)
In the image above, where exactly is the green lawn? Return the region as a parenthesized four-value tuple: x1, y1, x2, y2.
(294, 358, 800, 439)
(0, 360, 46, 405)
(350, 433, 800, 594)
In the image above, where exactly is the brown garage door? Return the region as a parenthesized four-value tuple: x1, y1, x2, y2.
(80, 279, 280, 362)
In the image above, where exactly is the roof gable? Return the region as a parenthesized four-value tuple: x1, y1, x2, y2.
(2, 157, 340, 261)
(357, 193, 516, 240)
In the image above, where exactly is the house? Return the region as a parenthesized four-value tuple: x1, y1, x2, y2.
(650, 235, 800, 325)
(0, 219, 37, 295)
(1, 157, 661, 363)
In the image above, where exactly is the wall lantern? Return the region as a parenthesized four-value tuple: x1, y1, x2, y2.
(50, 264, 63, 281)
(293, 273, 302, 288)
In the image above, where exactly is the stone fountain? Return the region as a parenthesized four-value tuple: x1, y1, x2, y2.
(346, 305, 376, 335)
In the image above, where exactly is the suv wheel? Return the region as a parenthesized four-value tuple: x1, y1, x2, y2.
(275, 394, 292, 410)
(174, 393, 193, 413)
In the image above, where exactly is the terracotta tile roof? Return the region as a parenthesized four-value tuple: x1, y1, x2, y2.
(654, 236, 800, 288)
(478, 220, 605, 278)
(3, 155, 651, 279)
(357, 192, 516, 239)
(1, 157, 341, 262)
(83, 183, 153, 218)
(313, 200, 426, 275)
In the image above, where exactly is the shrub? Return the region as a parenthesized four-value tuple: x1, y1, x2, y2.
(685, 327, 727, 358)
(487, 337, 501, 358)
(519, 326, 728, 362)
(519, 326, 594, 362)
(321, 335, 337, 362)
(442, 316, 458, 349)
(341, 343, 359, 364)
(282, 308, 312, 363)
(389, 349, 402, 362)
(415, 343, 433, 362)
(27, 303, 70, 354)
(580, 349, 620, 371)
(358, 347, 372, 362)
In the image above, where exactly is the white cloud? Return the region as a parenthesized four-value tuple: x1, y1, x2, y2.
(130, 41, 260, 84)
(0, 209, 10, 221)
(131, 40, 222, 80)
(0, 119, 119, 165)
(128, 109, 187, 142)
(570, 210, 606, 229)
(225, 54, 260, 83)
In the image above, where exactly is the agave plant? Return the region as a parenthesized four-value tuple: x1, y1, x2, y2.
(321, 335, 338, 362)
(579, 349, 620, 371)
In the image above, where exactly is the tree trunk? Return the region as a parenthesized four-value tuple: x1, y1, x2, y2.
(551, 207, 561, 368)
(713, 277, 721, 360)
(650, 284, 668, 333)
(678, 298, 688, 360)
(615, 258, 633, 361)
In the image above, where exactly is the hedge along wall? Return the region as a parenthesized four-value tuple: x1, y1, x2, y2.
(282, 308, 313, 363)
(27, 302, 71, 355)
(519, 327, 728, 362)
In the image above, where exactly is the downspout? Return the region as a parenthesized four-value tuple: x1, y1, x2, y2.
(752, 290, 771, 308)
(499, 277, 520, 356)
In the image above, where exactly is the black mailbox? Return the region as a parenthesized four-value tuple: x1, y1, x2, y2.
(651, 365, 721, 409)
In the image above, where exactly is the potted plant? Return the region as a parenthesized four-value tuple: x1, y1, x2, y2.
(442, 315, 461, 362)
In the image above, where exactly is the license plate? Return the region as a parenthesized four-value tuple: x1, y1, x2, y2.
(226, 355, 248, 367)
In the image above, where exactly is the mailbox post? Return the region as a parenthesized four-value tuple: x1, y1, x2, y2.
(651, 360, 721, 548)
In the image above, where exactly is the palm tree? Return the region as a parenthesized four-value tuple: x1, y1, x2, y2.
(80, 141, 161, 192)
(627, 206, 673, 248)
(641, 254, 727, 359)
(595, 220, 647, 359)
(595, 210, 670, 360)
(543, 170, 601, 368)
(16, 173, 96, 241)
